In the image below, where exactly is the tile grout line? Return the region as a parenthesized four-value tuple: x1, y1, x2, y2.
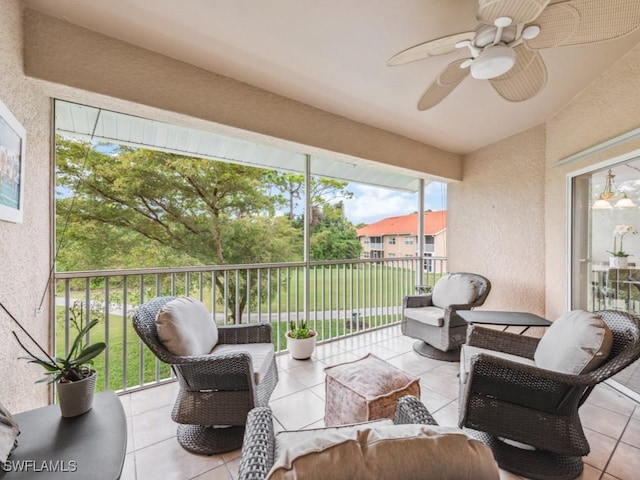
(596, 404, 637, 479)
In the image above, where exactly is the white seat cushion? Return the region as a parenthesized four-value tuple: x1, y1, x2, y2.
(431, 274, 478, 309)
(211, 343, 274, 384)
(155, 297, 218, 356)
(460, 345, 536, 384)
(267, 423, 499, 480)
(403, 306, 445, 327)
(534, 310, 613, 375)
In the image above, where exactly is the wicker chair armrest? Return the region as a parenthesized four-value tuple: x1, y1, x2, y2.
(462, 353, 594, 415)
(394, 395, 438, 425)
(403, 295, 434, 308)
(171, 350, 251, 366)
(470, 354, 594, 388)
(466, 325, 540, 358)
(172, 351, 255, 391)
(238, 407, 276, 480)
(446, 303, 475, 314)
(218, 323, 273, 344)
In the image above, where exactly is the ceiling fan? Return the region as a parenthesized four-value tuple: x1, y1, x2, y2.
(387, 0, 640, 110)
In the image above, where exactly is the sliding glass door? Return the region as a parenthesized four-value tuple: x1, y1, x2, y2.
(571, 159, 640, 399)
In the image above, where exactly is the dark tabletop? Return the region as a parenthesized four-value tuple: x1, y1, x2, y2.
(457, 310, 552, 327)
(2, 391, 126, 480)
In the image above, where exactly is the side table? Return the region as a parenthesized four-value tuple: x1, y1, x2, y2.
(1, 391, 126, 479)
(458, 310, 551, 334)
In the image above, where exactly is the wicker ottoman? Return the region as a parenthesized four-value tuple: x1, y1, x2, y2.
(324, 353, 420, 426)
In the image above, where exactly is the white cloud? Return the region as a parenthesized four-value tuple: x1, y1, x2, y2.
(343, 182, 447, 225)
(343, 185, 417, 224)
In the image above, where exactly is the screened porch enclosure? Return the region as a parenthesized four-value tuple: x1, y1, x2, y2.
(53, 99, 446, 395)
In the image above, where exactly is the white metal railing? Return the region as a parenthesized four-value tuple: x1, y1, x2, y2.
(54, 256, 447, 393)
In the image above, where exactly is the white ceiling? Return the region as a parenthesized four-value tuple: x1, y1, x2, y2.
(23, 0, 640, 154)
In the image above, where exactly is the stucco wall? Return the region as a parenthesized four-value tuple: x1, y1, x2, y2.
(449, 126, 546, 315)
(0, 0, 52, 412)
(545, 42, 640, 319)
(23, 9, 462, 182)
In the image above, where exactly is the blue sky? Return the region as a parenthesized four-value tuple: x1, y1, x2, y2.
(342, 181, 447, 225)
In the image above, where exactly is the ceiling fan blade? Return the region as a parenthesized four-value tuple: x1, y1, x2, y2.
(417, 58, 471, 110)
(490, 45, 547, 101)
(477, 0, 551, 25)
(526, 0, 640, 49)
(387, 32, 475, 66)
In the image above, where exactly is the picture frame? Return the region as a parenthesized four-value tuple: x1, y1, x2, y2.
(0, 98, 26, 224)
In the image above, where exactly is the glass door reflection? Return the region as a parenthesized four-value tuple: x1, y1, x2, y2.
(572, 161, 640, 399)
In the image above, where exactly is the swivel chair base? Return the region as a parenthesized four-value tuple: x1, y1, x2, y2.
(412, 340, 461, 362)
(467, 430, 583, 480)
(177, 424, 245, 455)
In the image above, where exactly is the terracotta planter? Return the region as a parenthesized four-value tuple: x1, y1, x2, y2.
(57, 370, 97, 417)
(286, 332, 317, 360)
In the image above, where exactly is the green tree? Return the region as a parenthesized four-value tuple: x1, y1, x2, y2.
(55, 137, 300, 321)
(309, 203, 362, 260)
(267, 172, 353, 219)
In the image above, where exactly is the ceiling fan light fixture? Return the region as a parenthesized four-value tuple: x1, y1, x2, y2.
(522, 25, 541, 40)
(470, 45, 516, 79)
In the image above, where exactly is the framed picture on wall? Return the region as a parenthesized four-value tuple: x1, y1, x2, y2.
(0, 98, 26, 224)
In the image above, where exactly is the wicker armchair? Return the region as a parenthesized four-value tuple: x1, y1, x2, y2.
(132, 296, 278, 455)
(402, 272, 491, 361)
(238, 396, 438, 480)
(458, 309, 640, 480)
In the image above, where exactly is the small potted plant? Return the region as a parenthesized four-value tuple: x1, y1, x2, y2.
(286, 320, 317, 360)
(13, 319, 106, 417)
(608, 224, 638, 268)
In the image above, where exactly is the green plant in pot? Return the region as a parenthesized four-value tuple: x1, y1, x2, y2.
(13, 319, 106, 417)
(286, 320, 317, 360)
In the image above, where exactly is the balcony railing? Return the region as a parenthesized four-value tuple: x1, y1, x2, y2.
(54, 256, 447, 394)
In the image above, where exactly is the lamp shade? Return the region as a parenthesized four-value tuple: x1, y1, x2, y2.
(615, 193, 636, 208)
(470, 45, 516, 80)
(593, 198, 613, 209)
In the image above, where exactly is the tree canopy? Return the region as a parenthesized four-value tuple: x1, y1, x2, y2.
(55, 137, 362, 318)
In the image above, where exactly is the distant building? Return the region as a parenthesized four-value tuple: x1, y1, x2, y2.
(356, 211, 447, 271)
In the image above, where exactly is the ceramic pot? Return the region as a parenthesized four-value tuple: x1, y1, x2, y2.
(286, 333, 317, 360)
(609, 257, 629, 269)
(57, 370, 97, 417)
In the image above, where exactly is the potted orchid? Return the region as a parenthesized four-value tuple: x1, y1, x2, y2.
(608, 224, 638, 268)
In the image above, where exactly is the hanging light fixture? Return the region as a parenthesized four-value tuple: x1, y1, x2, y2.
(593, 169, 636, 209)
(615, 192, 636, 208)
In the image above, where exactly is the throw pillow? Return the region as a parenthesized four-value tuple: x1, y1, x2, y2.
(431, 273, 478, 309)
(155, 297, 218, 356)
(534, 310, 613, 374)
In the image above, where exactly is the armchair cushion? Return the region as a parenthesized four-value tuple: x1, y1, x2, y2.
(431, 274, 478, 309)
(402, 306, 444, 327)
(211, 343, 275, 384)
(534, 310, 613, 375)
(155, 297, 218, 356)
(267, 423, 499, 480)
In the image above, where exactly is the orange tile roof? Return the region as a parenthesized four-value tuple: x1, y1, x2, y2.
(357, 211, 447, 237)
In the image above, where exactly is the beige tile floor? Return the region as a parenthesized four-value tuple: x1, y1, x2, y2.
(119, 325, 640, 480)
